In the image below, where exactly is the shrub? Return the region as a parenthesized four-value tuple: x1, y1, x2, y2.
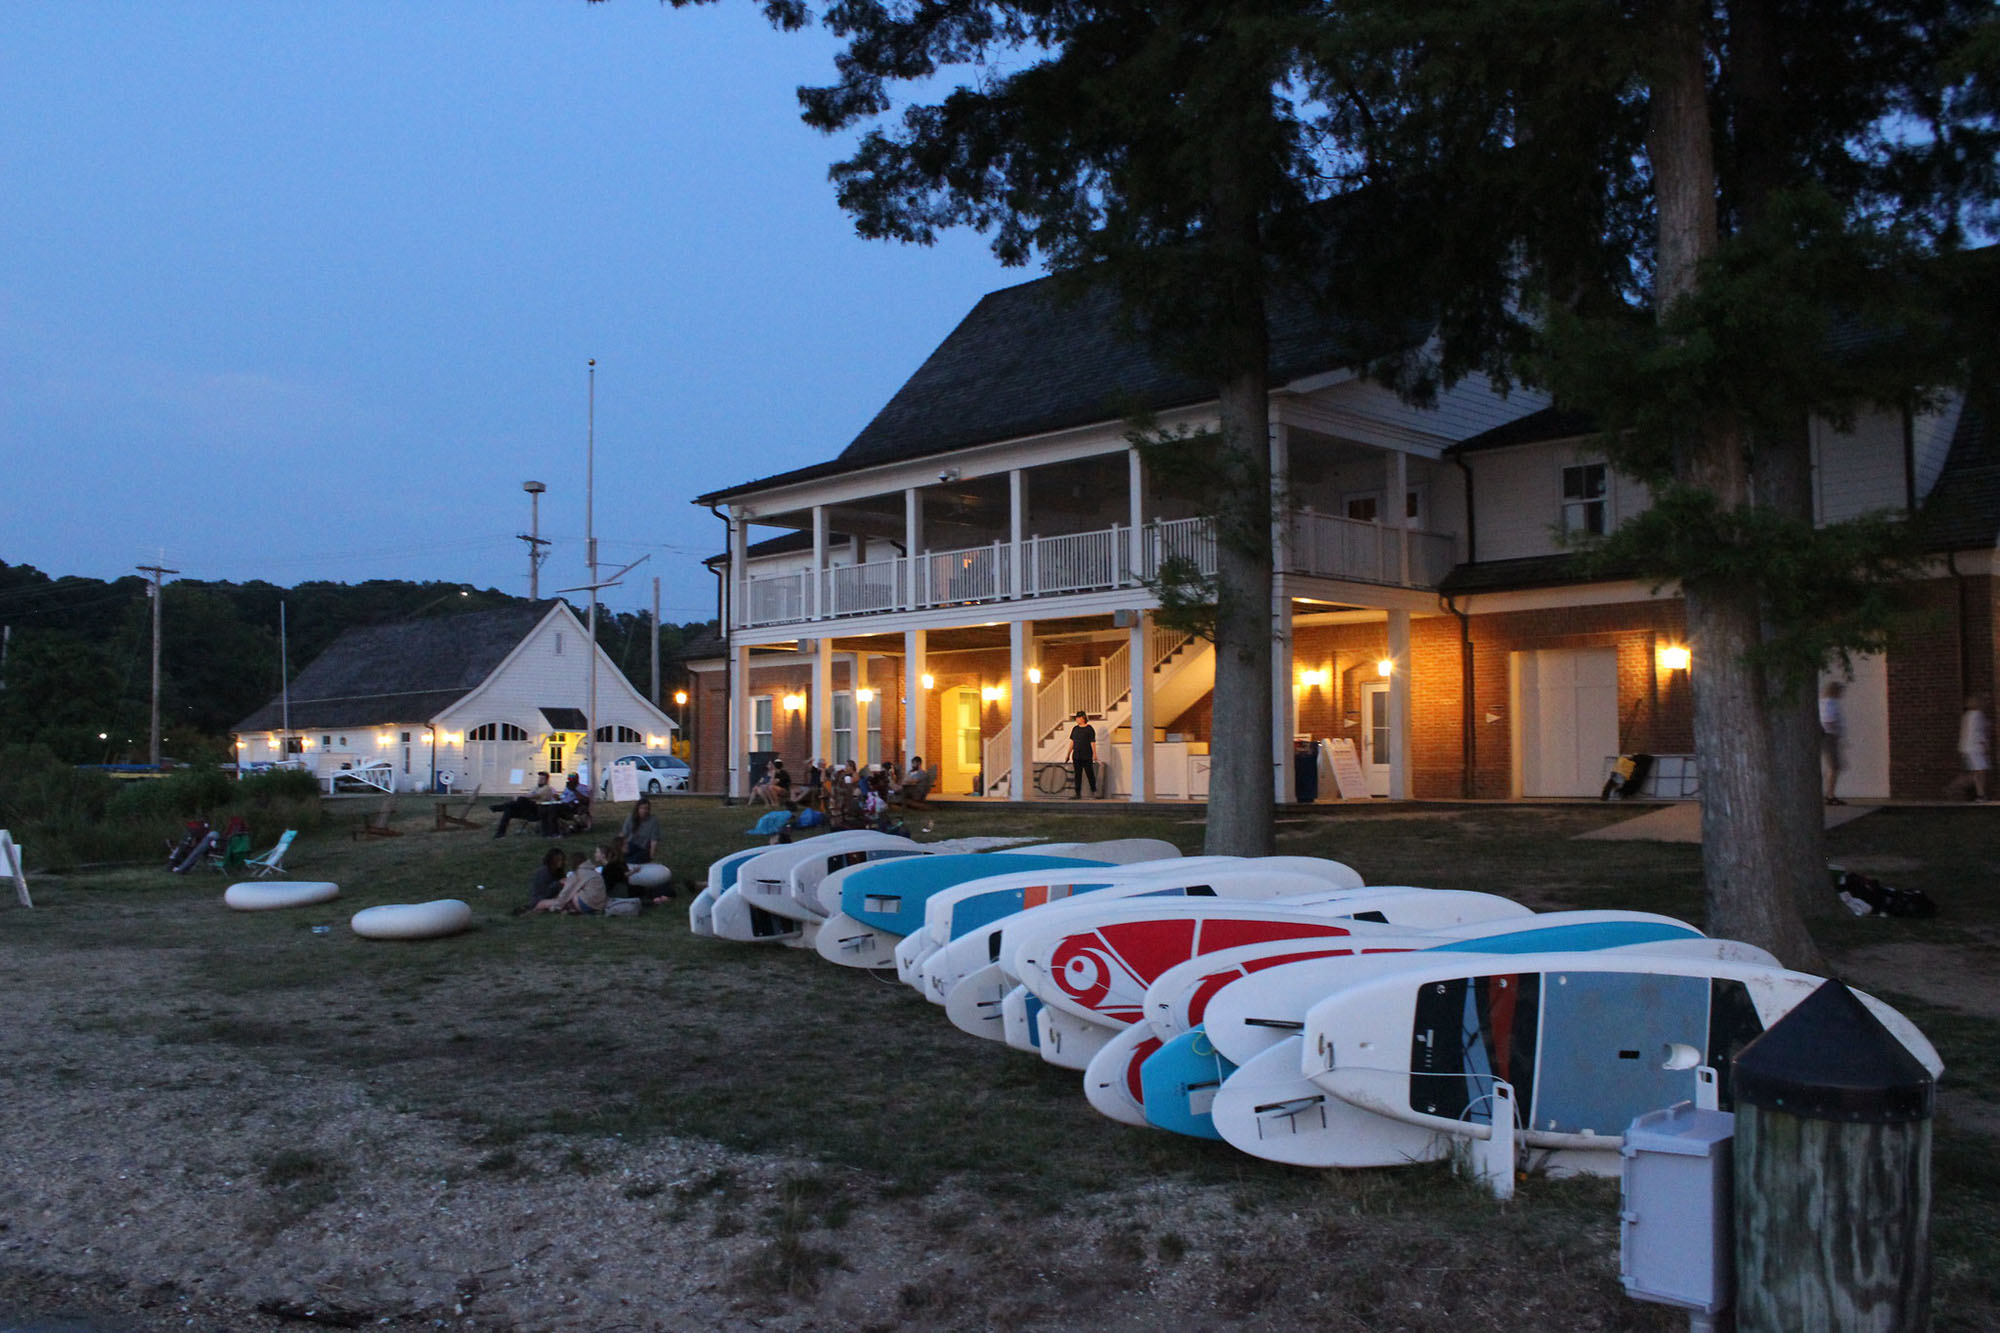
(237, 768, 323, 804)
(0, 744, 116, 828)
(106, 765, 237, 821)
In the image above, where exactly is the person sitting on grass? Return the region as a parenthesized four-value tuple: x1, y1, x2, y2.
(524, 844, 614, 915)
(558, 773, 593, 833)
(618, 799, 676, 904)
(511, 847, 569, 915)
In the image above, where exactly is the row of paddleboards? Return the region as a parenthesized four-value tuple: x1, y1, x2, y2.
(689, 831, 1942, 1172)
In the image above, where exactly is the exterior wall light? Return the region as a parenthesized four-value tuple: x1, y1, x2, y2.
(1376, 658, 1394, 678)
(1659, 645, 1692, 672)
(921, 673, 935, 690)
(856, 688, 875, 704)
(782, 693, 805, 712)
(1027, 666, 1042, 685)
(1298, 668, 1330, 688)
(981, 685, 1003, 703)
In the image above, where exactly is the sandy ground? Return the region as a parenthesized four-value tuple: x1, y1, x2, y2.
(0, 925, 1683, 1333)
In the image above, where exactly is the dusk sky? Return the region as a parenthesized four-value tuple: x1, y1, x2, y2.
(1, 3, 1019, 619)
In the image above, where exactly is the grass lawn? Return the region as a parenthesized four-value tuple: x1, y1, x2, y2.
(5, 795, 1996, 1329)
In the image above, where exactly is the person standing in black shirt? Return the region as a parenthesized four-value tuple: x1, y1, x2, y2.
(1069, 711, 1098, 799)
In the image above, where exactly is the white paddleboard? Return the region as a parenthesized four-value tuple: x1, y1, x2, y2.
(1037, 1005, 1115, 1070)
(1212, 1037, 1453, 1168)
(1083, 1022, 1163, 1127)
(813, 910, 902, 968)
(1304, 951, 1942, 1152)
(1008, 888, 1529, 1030)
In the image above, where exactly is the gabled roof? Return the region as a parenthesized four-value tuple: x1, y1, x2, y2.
(699, 273, 1397, 503)
(1915, 399, 2000, 551)
(233, 602, 562, 733)
(1449, 407, 1599, 454)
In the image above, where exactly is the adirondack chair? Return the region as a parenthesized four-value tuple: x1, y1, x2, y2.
(353, 795, 401, 840)
(434, 784, 484, 831)
(242, 829, 298, 878)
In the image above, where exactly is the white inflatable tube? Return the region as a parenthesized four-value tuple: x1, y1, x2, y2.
(627, 862, 672, 890)
(350, 899, 473, 940)
(224, 881, 340, 912)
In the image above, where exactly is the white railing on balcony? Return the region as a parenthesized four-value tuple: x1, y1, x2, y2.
(822, 557, 904, 619)
(743, 571, 808, 627)
(1026, 527, 1125, 595)
(981, 721, 1013, 797)
(913, 542, 1009, 608)
(1287, 511, 1457, 588)
(1146, 516, 1218, 579)
(734, 512, 1457, 628)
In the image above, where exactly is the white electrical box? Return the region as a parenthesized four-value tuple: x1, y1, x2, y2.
(1620, 1102, 1735, 1315)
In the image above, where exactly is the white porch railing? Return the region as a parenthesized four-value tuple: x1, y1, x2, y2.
(1287, 511, 1457, 587)
(913, 542, 1010, 608)
(732, 513, 1458, 629)
(822, 557, 904, 618)
(744, 571, 808, 627)
(1026, 527, 1126, 594)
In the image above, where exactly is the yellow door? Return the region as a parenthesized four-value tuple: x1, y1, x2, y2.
(939, 689, 982, 794)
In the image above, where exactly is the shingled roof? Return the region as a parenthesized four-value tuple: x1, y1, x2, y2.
(699, 273, 1398, 502)
(1915, 399, 2000, 551)
(232, 602, 560, 732)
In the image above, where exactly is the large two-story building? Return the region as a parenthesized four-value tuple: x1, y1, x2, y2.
(690, 273, 1995, 804)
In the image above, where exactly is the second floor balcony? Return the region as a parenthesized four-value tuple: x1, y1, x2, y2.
(735, 512, 1457, 630)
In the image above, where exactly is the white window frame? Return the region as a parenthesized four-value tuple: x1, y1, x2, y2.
(833, 691, 856, 766)
(751, 695, 775, 753)
(1562, 461, 1610, 537)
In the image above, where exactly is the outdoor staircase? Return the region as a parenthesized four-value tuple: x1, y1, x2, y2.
(982, 627, 1213, 798)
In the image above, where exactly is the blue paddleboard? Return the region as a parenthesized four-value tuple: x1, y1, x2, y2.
(844, 854, 1109, 939)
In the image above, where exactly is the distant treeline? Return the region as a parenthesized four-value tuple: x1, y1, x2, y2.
(0, 562, 717, 763)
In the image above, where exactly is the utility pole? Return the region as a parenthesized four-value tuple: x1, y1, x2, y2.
(586, 361, 598, 790)
(520, 480, 550, 598)
(651, 575, 662, 707)
(137, 560, 179, 768)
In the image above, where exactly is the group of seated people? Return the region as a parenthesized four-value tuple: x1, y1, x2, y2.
(752, 755, 935, 828)
(490, 771, 594, 838)
(513, 797, 672, 916)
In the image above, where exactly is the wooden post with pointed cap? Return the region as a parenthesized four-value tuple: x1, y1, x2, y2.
(1732, 980, 1936, 1331)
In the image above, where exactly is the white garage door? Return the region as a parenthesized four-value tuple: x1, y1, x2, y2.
(1518, 648, 1621, 797)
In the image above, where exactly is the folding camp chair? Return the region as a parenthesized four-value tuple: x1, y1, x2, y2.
(208, 830, 252, 874)
(243, 830, 299, 878)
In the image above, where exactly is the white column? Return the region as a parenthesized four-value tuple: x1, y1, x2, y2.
(811, 505, 828, 620)
(903, 487, 923, 610)
(813, 636, 834, 766)
(1009, 468, 1026, 599)
(1387, 608, 1412, 798)
(1393, 450, 1411, 586)
(853, 652, 871, 766)
(1009, 619, 1028, 801)
(1271, 421, 1292, 575)
(1272, 586, 1297, 803)
(903, 628, 928, 771)
(729, 642, 750, 800)
(1129, 612, 1154, 801)
(1127, 448, 1146, 581)
(728, 510, 749, 630)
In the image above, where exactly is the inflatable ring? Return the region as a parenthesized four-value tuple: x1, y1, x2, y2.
(224, 881, 340, 912)
(628, 862, 672, 890)
(350, 899, 473, 940)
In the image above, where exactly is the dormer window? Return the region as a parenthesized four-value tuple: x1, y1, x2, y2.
(1562, 463, 1609, 536)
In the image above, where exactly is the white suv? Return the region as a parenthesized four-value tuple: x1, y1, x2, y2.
(612, 753, 692, 794)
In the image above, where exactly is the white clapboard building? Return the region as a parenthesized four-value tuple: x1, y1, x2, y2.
(231, 601, 675, 793)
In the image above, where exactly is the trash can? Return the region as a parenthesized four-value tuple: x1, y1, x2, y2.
(1293, 740, 1320, 803)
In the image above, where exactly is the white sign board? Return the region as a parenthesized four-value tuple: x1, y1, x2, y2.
(606, 765, 641, 804)
(1325, 739, 1370, 801)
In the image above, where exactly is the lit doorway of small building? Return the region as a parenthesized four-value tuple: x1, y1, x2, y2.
(546, 733, 570, 776)
(1359, 681, 1392, 796)
(939, 687, 983, 794)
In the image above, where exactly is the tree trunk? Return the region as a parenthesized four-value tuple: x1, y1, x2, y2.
(1649, 0, 1820, 967)
(1206, 365, 1277, 856)
(1201, 127, 1276, 858)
